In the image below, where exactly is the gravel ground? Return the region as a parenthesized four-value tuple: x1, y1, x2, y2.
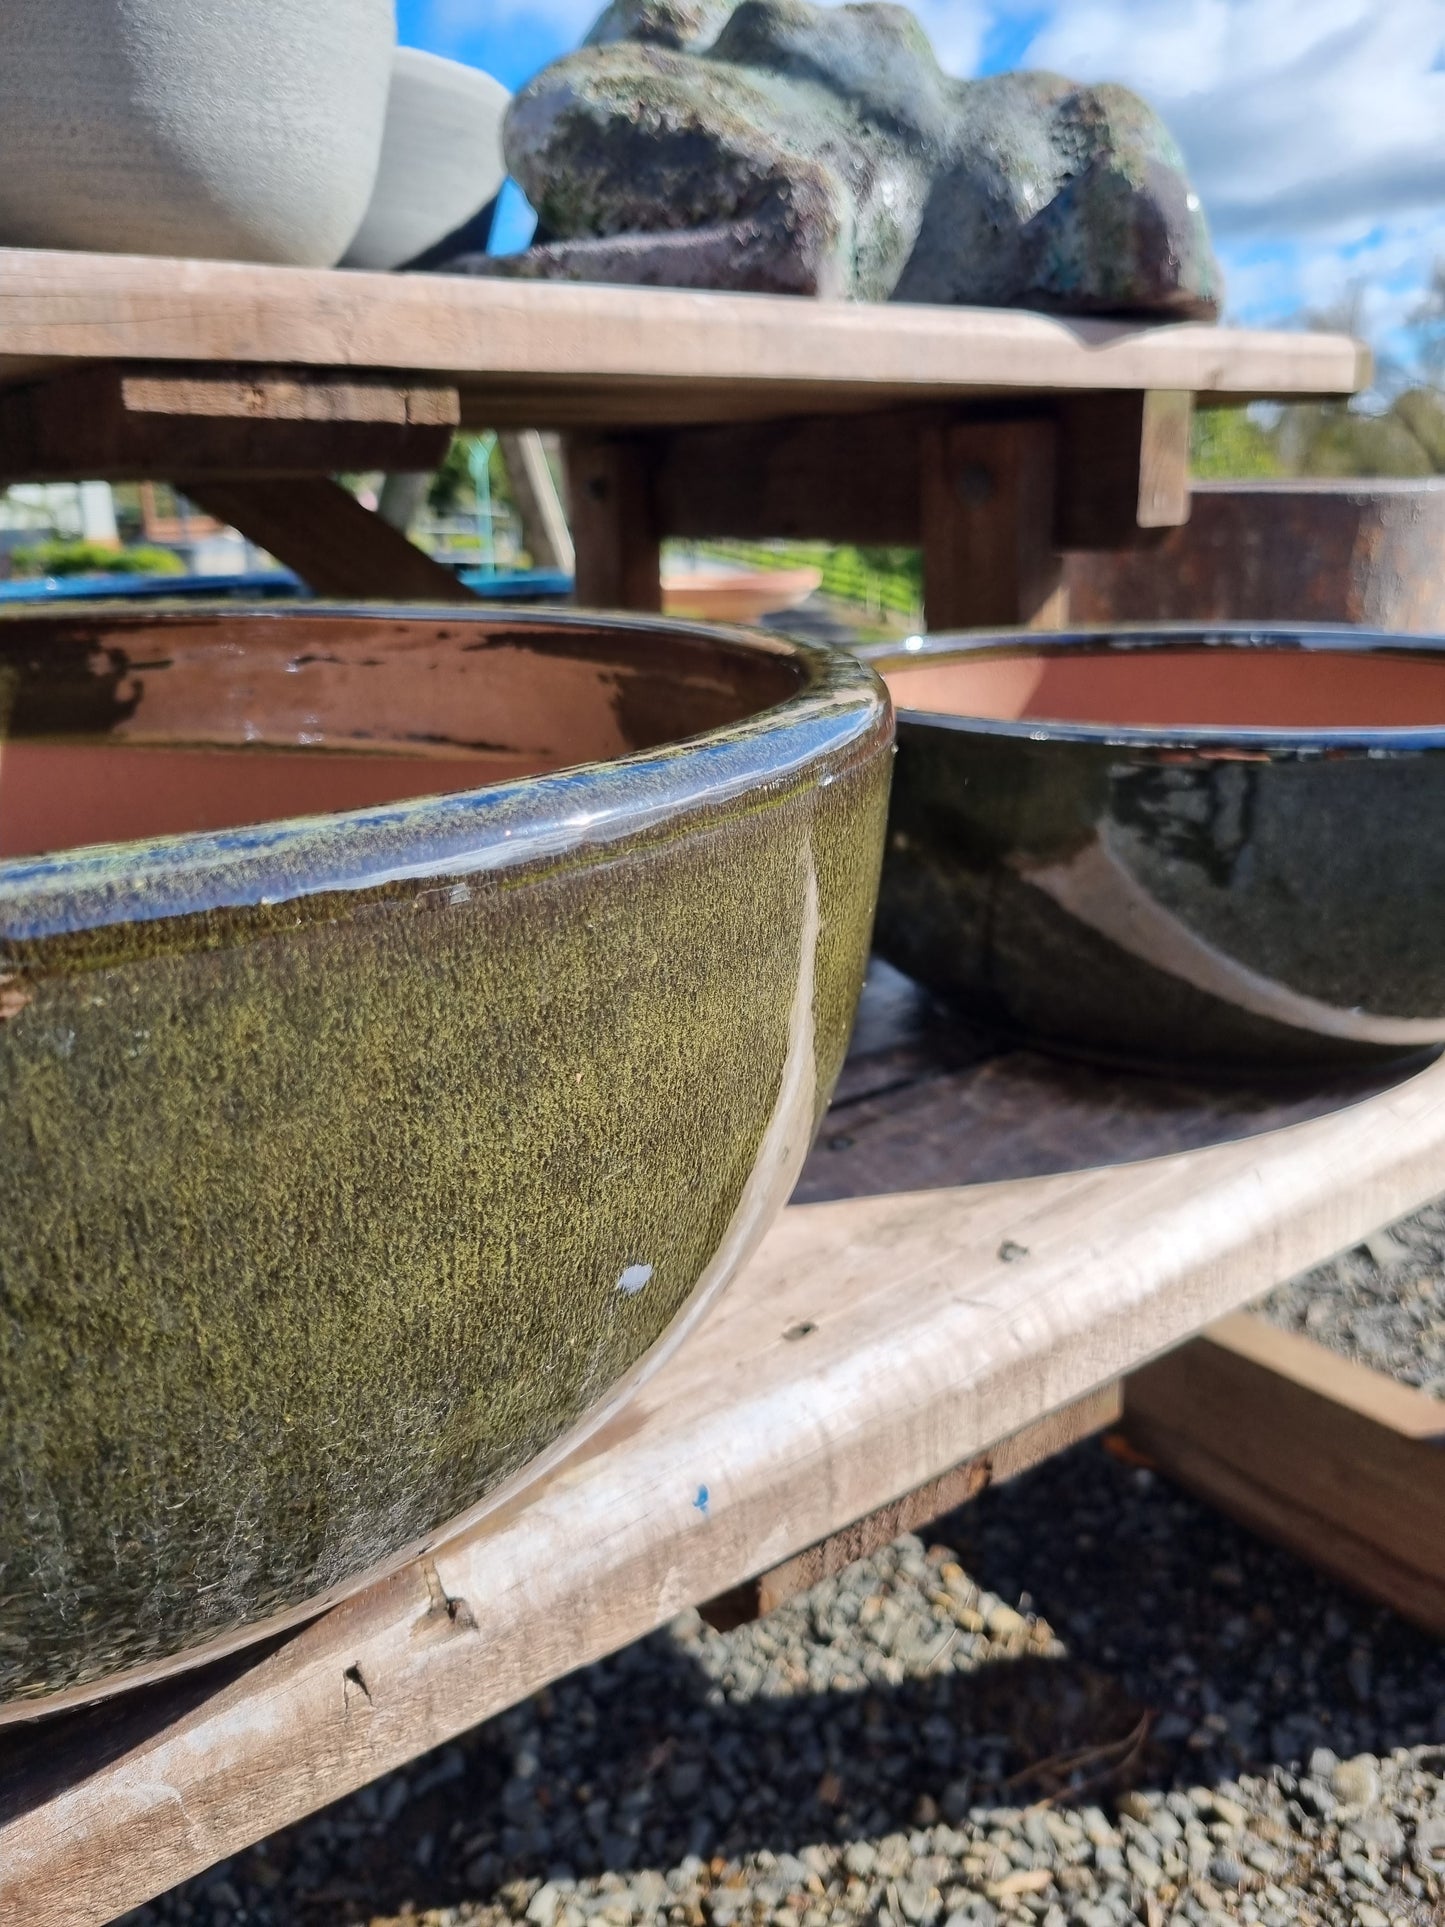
(124, 1426, 1445, 1927)
(111, 735, 1445, 1927)
(1260, 1199, 1445, 1395)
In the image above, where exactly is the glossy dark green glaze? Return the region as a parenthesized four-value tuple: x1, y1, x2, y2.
(0, 606, 892, 1713)
(863, 626, 1445, 1074)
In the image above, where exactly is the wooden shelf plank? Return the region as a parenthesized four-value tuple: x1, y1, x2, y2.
(1126, 1312, 1445, 1633)
(0, 250, 1367, 430)
(4, 1001, 1444, 1924)
(0, 364, 459, 481)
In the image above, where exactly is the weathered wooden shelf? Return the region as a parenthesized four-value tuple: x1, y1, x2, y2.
(0, 248, 1366, 627)
(3, 968, 1443, 1927)
(0, 249, 1367, 427)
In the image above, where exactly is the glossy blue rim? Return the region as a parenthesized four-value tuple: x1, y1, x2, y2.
(0, 603, 890, 942)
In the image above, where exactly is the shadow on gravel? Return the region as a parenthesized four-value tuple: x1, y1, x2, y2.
(151, 1438, 1444, 1924)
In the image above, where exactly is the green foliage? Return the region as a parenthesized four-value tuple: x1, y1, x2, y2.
(694, 540, 923, 619)
(1189, 409, 1281, 479)
(9, 540, 185, 580)
(1271, 397, 1440, 479)
(427, 435, 516, 516)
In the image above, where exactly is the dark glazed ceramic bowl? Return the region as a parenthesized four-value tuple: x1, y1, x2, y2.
(0, 604, 892, 1717)
(861, 625, 1445, 1074)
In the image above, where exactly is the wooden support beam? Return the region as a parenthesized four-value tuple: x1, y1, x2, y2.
(655, 397, 1195, 556)
(701, 1380, 1120, 1630)
(920, 415, 1067, 631)
(1125, 1312, 1445, 1635)
(188, 478, 478, 602)
(499, 430, 575, 575)
(565, 433, 662, 612)
(653, 410, 923, 545)
(0, 363, 459, 482)
(1056, 390, 1194, 550)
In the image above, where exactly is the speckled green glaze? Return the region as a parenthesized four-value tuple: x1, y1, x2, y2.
(0, 605, 892, 1713)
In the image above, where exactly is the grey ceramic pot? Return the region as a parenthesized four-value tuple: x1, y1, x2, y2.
(343, 48, 510, 272)
(864, 626, 1445, 1074)
(0, 604, 892, 1717)
(0, 0, 395, 265)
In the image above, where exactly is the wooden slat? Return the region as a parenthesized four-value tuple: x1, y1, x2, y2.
(0, 364, 458, 481)
(187, 478, 478, 602)
(6, 1047, 1445, 1924)
(701, 1380, 1121, 1629)
(639, 396, 1194, 554)
(654, 410, 924, 544)
(1126, 1313, 1445, 1632)
(565, 433, 662, 612)
(0, 251, 1367, 431)
(1057, 390, 1193, 550)
(921, 416, 1067, 629)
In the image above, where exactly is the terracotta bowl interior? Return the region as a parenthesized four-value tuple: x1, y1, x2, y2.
(884, 645, 1445, 732)
(0, 611, 805, 861)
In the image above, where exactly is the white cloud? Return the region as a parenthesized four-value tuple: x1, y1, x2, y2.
(895, 0, 993, 75)
(1022, 0, 1445, 242)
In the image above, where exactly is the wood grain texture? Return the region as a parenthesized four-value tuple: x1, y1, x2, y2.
(187, 479, 478, 601)
(0, 251, 1367, 431)
(654, 410, 924, 544)
(921, 416, 1067, 630)
(5, 1031, 1445, 1923)
(565, 434, 662, 612)
(1056, 391, 1192, 550)
(0, 364, 458, 481)
(1126, 1313, 1445, 1632)
(701, 1381, 1122, 1630)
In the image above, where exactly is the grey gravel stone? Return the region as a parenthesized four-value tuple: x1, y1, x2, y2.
(120, 1368, 1445, 1927)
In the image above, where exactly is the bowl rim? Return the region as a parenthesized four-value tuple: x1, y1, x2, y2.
(0, 602, 891, 943)
(859, 621, 1445, 753)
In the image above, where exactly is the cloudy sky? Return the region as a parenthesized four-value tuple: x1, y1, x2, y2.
(398, 0, 1445, 361)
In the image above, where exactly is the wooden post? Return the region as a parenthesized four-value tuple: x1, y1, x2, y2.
(1056, 390, 1194, 550)
(920, 416, 1066, 632)
(564, 433, 662, 612)
(500, 430, 575, 575)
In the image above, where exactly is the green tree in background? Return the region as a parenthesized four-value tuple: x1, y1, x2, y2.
(1190, 409, 1281, 479)
(1192, 266, 1445, 482)
(427, 435, 516, 517)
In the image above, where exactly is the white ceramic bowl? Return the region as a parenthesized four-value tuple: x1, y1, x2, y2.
(344, 48, 510, 271)
(0, 0, 395, 265)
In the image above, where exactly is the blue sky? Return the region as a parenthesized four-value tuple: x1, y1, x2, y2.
(399, 0, 1445, 361)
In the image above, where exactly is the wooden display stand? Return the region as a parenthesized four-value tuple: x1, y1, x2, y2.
(4, 252, 1431, 1926)
(3, 968, 1444, 1926)
(0, 248, 1365, 623)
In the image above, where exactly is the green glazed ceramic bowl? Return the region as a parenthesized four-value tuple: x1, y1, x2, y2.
(0, 604, 892, 1717)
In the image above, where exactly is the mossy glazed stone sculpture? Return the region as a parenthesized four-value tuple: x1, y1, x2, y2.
(0, 0, 395, 264)
(0, 606, 891, 1716)
(470, 0, 1220, 316)
(864, 628, 1445, 1073)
